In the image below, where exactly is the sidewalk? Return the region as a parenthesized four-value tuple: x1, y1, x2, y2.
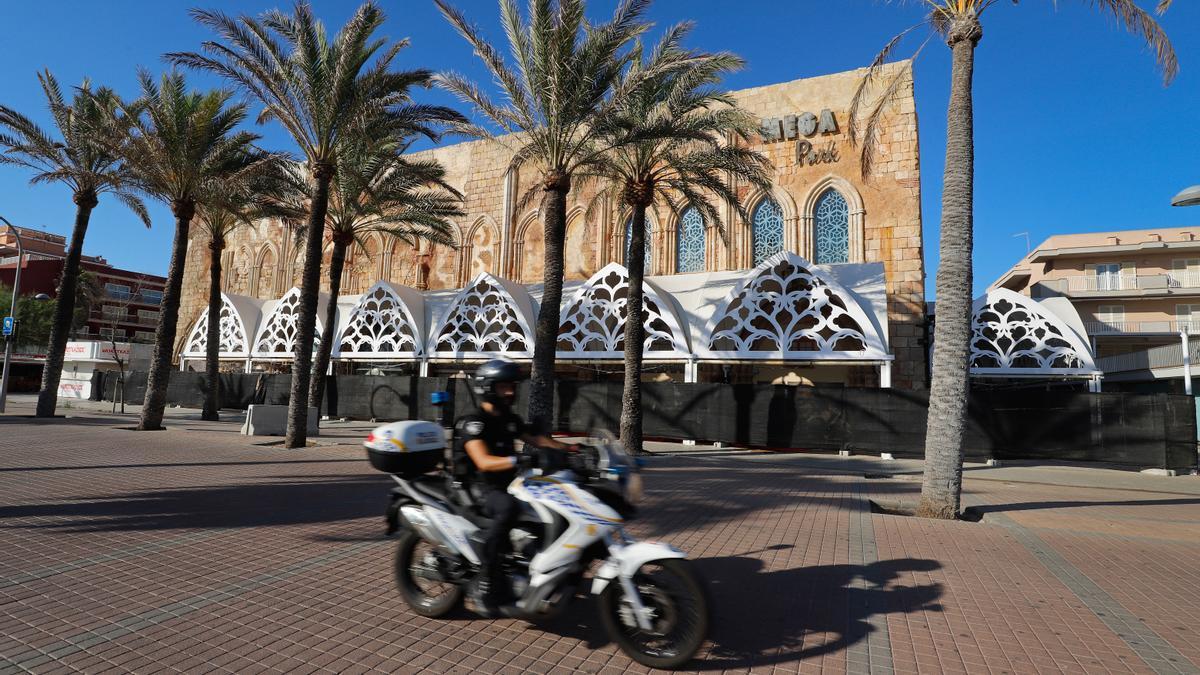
(1, 399, 1198, 673)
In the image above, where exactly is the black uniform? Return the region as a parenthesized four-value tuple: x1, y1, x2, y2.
(454, 410, 528, 597)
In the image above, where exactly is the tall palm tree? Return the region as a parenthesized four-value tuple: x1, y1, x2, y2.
(853, 0, 1176, 519)
(116, 70, 271, 431)
(435, 0, 658, 431)
(194, 163, 294, 421)
(308, 140, 463, 413)
(0, 71, 150, 418)
(581, 26, 771, 454)
(169, 1, 462, 448)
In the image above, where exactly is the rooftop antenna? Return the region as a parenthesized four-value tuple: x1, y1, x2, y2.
(1013, 231, 1030, 254)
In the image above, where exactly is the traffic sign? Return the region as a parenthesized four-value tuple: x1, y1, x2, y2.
(2, 317, 12, 337)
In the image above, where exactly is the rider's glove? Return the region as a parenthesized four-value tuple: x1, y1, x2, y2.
(514, 453, 537, 472)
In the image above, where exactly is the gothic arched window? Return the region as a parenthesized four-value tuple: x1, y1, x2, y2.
(814, 188, 850, 264)
(751, 198, 784, 265)
(675, 207, 705, 273)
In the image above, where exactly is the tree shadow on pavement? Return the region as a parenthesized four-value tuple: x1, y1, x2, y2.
(537, 554, 943, 670)
(0, 474, 392, 533)
(965, 497, 1200, 516)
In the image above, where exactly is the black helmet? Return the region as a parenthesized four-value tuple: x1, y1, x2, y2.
(473, 358, 522, 404)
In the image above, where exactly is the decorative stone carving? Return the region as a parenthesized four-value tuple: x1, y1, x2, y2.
(704, 250, 888, 360)
(337, 282, 422, 358)
(970, 289, 1098, 374)
(182, 293, 249, 357)
(433, 274, 534, 357)
(557, 263, 689, 359)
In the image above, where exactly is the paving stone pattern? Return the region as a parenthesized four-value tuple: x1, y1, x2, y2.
(0, 410, 1198, 674)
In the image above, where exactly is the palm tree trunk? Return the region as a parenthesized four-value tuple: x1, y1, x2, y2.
(201, 239, 224, 421)
(620, 204, 647, 456)
(309, 238, 346, 413)
(139, 200, 195, 430)
(528, 175, 570, 433)
(285, 166, 333, 448)
(35, 191, 97, 417)
(917, 17, 981, 520)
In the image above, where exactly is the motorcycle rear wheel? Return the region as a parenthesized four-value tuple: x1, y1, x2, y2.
(599, 559, 709, 669)
(394, 529, 463, 617)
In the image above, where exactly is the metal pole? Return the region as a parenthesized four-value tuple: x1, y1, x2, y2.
(1182, 330, 1193, 396)
(0, 217, 24, 414)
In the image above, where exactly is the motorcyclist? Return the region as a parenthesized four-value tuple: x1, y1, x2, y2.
(455, 358, 577, 617)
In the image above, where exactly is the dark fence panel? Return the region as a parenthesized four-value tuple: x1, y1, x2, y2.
(100, 372, 1195, 470)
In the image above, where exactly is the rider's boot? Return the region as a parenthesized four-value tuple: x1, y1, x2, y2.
(471, 570, 517, 618)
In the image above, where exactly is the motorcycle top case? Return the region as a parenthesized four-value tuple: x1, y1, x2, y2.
(364, 420, 446, 477)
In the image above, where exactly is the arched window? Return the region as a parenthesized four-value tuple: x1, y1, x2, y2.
(624, 217, 652, 268)
(675, 207, 705, 273)
(751, 198, 784, 265)
(814, 188, 850, 264)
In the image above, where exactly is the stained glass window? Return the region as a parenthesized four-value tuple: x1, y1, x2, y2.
(675, 207, 705, 273)
(751, 198, 784, 265)
(814, 189, 849, 264)
(624, 218, 652, 269)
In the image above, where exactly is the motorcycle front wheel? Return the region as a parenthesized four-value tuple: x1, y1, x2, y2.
(598, 559, 709, 669)
(394, 529, 463, 617)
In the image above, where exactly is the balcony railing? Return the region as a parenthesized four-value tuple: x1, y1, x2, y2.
(1084, 320, 1200, 335)
(1167, 272, 1200, 288)
(1065, 275, 1140, 292)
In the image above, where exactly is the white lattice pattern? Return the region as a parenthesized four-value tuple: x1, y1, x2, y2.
(252, 288, 321, 356)
(751, 198, 784, 265)
(434, 275, 532, 356)
(557, 263, 688, 357)
(707, 253, 871, 355)
(338, 283, 420, 357)
(182, 295, 248, 357)
(970, 291, 1094, 372)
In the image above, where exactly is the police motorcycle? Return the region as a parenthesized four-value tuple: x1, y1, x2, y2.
(363, 410, 709, 669)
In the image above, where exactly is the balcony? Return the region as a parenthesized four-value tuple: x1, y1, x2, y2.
(1066, 275, 1141, 292)
(1084, 320, 1200, 336)
(1037, 272, 1200, 299)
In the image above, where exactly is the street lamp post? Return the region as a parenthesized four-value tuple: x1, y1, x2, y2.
(0, 216, 25, 414)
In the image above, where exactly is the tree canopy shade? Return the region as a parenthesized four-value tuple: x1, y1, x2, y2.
(577, 20, 772, 453)
(169, 0, 463, 447)
(114, 71, 273, 431)
(435, 0, 668, 431)
(850, 0, 1177, 519)
(0, 71, 150, 418)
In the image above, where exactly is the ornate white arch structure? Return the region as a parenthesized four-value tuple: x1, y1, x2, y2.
(181, 293, 256, 359)
(430, 273, 536, 359)
(557, 263, 690, 360)
(335, 281, 424, 359)
(700, 251, 889, 361)
(251, 287, 329, 358)
(970, 289, 1099, 377)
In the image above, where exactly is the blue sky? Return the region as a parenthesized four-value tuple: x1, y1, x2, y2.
(0, 1, 1196, 299)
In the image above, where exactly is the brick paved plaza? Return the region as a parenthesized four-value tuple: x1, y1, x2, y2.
(1, 399, 1199, 674)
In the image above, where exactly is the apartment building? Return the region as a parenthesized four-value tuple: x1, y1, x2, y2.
(992, 227, 1200, 360)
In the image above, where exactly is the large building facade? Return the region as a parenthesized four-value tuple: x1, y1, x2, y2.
(176, 64, 928, 389)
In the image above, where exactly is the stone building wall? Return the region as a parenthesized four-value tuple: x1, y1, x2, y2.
(176, 62, 927, 389)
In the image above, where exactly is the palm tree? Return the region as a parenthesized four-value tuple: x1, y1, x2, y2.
(0, 71, 150, 418)
(116, 71, 271, 431)
(435, 0, 658, 431)
(852, 0, 1176, 519)
(308, 140, 463, 413)
(581, 26, 771, 454)
(169, 1, 462, 448)
(194, 163, 293, 421)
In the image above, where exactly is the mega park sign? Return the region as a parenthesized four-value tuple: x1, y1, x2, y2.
(759, 109, 841, 167)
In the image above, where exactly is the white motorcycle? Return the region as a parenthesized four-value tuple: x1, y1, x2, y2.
(364, 420, 708, 669)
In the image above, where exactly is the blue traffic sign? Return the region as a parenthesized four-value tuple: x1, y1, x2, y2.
(1, 317, 12, 337)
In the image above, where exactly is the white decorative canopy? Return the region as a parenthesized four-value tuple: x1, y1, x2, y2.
(251, 287, 329, 359)
(556, 262, 691, 360)
(970, 289, 1099, 377)
(335, 281, 424, 359)
(700, 251, 890, 361)
(430, 273, 536, 359)
(181, 293, 255, 358)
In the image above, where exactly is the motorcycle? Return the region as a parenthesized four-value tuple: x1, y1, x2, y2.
(363, 420, 708, 669)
